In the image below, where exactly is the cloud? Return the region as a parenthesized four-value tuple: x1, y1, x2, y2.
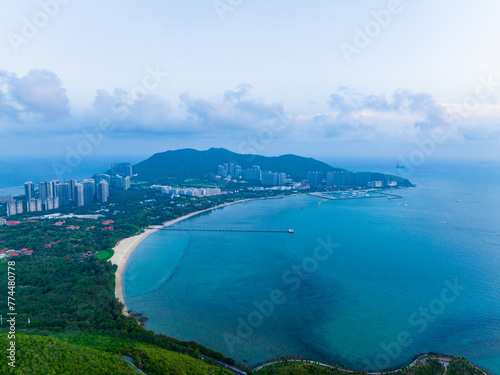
(0, 69, 70, 121)
(178, 84, 286, 133)
(1, 68, 499, 150)
(76, 82, 287, 139)
(82, 88, 173, 133)
(303, 87, 473, 142)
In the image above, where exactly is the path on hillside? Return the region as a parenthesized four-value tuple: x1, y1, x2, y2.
(252, 354, 488, 375)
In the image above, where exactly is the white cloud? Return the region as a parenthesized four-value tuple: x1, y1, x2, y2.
(1, 69, 499, 157)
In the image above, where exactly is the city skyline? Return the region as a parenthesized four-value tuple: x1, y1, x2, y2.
(2, 163, 132, 216)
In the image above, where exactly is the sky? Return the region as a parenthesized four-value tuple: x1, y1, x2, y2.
(1, 0, 500, 165)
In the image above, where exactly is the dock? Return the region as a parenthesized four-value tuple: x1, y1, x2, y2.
(162, 228, 294, 233)
(309, 191, 403, 200)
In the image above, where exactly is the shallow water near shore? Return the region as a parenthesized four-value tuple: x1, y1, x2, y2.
(123, 162, 500, 374)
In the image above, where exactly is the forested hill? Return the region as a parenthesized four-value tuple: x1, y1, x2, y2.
(132, 147, 412, 186)
(133, 147, 343, 181)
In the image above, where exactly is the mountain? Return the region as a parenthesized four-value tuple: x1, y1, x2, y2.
(132, 147, 412, 186)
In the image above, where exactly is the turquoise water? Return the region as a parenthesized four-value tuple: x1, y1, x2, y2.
(123, 163, 500, 373)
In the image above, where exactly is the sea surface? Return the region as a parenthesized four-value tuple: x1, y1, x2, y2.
(123, 162, 500, 373)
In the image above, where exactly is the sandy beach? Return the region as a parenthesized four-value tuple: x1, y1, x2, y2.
(110, 198, 262, 314)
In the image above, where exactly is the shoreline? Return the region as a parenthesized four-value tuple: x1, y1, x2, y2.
(252, 353, 490, 375)
(110, 196, 282, 315)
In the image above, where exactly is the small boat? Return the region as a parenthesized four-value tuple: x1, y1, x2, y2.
(288, 229, 294, 234)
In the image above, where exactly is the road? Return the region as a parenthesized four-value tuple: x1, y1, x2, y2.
(216, 360, 248, 375)
(252, 354, 489, 374)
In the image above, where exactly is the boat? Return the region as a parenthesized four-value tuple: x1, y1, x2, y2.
(288, 229, 294, 234)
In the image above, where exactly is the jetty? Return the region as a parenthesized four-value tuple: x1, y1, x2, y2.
(162, 228, 294, 234)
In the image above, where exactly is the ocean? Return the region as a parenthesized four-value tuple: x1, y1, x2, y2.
(123, 161, 500, 373)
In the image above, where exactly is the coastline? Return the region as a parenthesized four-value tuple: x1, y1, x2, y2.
(110, 197, 276, 315)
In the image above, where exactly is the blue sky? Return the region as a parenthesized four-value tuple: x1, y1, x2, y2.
(1, 0, 500, 163)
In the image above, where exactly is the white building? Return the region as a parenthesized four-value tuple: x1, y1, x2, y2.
(123, 176, 131, 190)
(97, 181, 109, 203)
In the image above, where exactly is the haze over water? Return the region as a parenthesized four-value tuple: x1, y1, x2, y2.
(124, 162, 500, 374)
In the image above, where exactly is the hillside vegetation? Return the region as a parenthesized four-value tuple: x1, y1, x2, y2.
(0, 334, 233, 375)
(132, 147, 412, 186)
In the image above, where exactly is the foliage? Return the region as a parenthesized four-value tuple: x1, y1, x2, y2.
(132, 147, 410, 184)
(0, 333, 234, 375)
(0, 333, 136, 375)
(448, 357, 486, 375)
(97, 249, 114, 261)
(254, 357, 483, 375)
(255, 360, 360, 375)
(0, 257, 130, 332)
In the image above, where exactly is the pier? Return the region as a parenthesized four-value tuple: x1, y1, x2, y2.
(309, 191, 403, 200)
(162, 228, 294, 233)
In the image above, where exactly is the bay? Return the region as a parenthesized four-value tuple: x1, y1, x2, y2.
(123, 162, 500, 374)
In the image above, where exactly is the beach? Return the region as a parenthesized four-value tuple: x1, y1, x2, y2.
(110, 198, 262, 314)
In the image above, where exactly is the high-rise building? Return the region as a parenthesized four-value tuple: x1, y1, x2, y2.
(344, 171, 354, 185)
(16, 200, 23, 214)
(95, 174, 111, 184)
(111, 163, 132, 178)
(38, 181, 53, 201)
(27, 199, 35, 212)
(355, 172, 371, 187)
(44, 198, 53, 211)
(6, 202, 17, 216)
(307, 171, 323, 187)
(262, 171, 278, 186)
(83, 179, 96, 204)
(51, 180, 59, 197)
(27, 198, 41, 212)
(335, 172, 346, 186)
(326, 172, 335, 186)
(74, 184, 84, 207)
(43, 197, 59, 211)
(36, 198, 42, 211)
(243, 165, 262, 181)
(115, 175, 123, 189)
(97, 181, 109, 203)
(234, 165, 242, 178)
(66, 180, 77, 201)
(278, 173, 287, 186)
(327, 171, 355, 186)
(123, 176, 131, 190)
(57, 183, 71, 206)
(24, 182, 35, 201)
(217, 165, 227, 177)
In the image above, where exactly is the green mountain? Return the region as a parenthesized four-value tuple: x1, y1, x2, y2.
(132, 147, 412, 186)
